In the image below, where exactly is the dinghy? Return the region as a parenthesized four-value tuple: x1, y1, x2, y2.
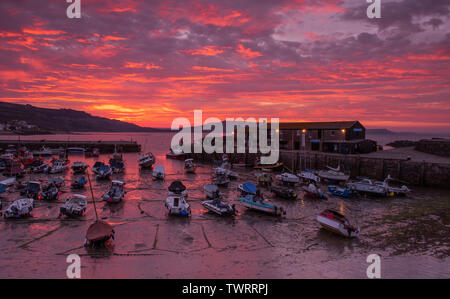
(165, 195, 191, 216)
(102, 180, 125, 203)
(204, 183, 221, 199)
(383, 175, 411, 196)
(91, 161, 105, 174)
(302, 183, 327, 199)
(32, 162, 48, 173)
(96, 165, 112, 180)
(49, 177, 65, 189)
(71, 176, 87, 189)
(328, 185, 358, 198)
(317, 209, 360, 238)
(71, 161, 88, 174)
(214, 166, 238, 180)
(184, 158, 197, 173)
(138, 152, 155, 169)
(238, 182, 257, 196)
(347, 178, 387, 196)
(109, 150, 125, 173)
(297, 170, 320, 184)
(168, 180, 188, 197)
(47, 159, 69, 174)
(39, 183, 60, 201)
(276, 173, 299, 185)
(239, 193, 285, 216)
(0, 177, 16, 187)
(257, 173, 273, 187)
(20, 181, 41, 199)
(84, 220, 115, 248)
(271, 185, 297, 200)
(4, 198, 34, 219)
(152, 165, 165, 180)
(317, 166, 349, 182)
(202, 198, 236, 216)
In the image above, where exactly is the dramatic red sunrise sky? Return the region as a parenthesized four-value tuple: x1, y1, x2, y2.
(0, 0, 449, 132)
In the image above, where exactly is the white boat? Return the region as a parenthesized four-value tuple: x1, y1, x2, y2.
(33, 146, 53, 156)
(347, 178, 387, 196)
(214, 166, 238, 179)
(32, 163, 48, 173)
(184, 158, 197, 173)
(4, 198, 34, 218)
(212, 174, 230, 187)
(102, 180, 125, 203)
(276, 173, 299, 184)
(317, 209, 360, 238)
(60, 194, 87, 217)
(202, 198, 236, 216)
(152, 165, 165, 180)
(302, 183, 327, 199)
(204, 183, 220, 199)
(297, 170, 320, 183)
(138, 152, 155, 169)
(47, 158, 69, 174)
(0, 177, 16, 186)
(383, 175, 411, 196)
(317, 166, 349, 182)
(71, 161, 88, 174)
(165, 195, 191, 216)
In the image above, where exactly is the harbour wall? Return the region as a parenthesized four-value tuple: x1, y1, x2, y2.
(280, 150, 450, 189)
(0, 140, 141, 153)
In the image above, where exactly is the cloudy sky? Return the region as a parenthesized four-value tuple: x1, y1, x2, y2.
(0, 0, 449, 132)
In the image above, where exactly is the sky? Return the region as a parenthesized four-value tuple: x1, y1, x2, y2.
(0, 0, 449, 132)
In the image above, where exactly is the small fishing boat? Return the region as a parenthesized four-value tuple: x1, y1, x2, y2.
(347, 178, 387, 196)
(214, 166, 238, 180)
(184, 158, 197, 173)
(32, 162, 48, 173)
(383, 175, 411, 196)
(0, 177, 16, 187)
(257, 173, 273, 187)
(165, 195, 191, 216)
(297, 170, 320, 184)
(202, 198, 236, 216)
(84, 220, 115, 248)
(328, 185, 358, 198)
(47, 158, 69, 174)
(271, 185, 297, 200)
(168, 180, 188, 197)
(302, 183, 327, 199)
(317, 166, 349, 182)
(71, 161, 88, 174)
(138, 152, 155, 169)
(4, 198, 34, 219)
(102, 180, 125, 203)
(317, 209, 360, 238)
(60, 194, 87, 217)
(238, 182, 257, 196)
(49, 177, 65, 189)
(96, 165, 112, 180)
(204, 183, 221, 199)
(212, 174, 230, 187)
(109, 150, 125, 173)
(152, 165, 165, 180)
(39, 183, 60, 201)
(239, 193, 285, 216)
(276, 173, 299, 185)
(71, 176, 87, 189)
(166, 148, 186, 160)
(91, 161, 105, 174)
(20, 181, 41, 199)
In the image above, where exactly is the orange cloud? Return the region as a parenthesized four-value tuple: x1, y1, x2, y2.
(181, 46, 224, 56)
(236, 44, 262, 59)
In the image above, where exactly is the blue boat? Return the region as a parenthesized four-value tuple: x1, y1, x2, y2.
(239, 194, 285, 216)
(238, 182, 257, 195)
(96, 165, 112, 180)
(71, 176, 87, 189)
(328, 185, 358, 198)
(0, 183, 6, 196)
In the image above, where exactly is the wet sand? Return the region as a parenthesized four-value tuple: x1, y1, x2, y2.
(0, 133, 449, 278)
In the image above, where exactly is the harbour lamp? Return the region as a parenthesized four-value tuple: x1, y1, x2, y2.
(341, 129, 346, 134)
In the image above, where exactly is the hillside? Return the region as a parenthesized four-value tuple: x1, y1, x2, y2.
(0, 102, 169, 132)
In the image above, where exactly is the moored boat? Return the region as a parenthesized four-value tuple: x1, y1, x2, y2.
(168, 180, 188, 197)
(237, 182, 257, 196)
(317, 166, 349, 182)
(20, 181, 41, 199)
(166, 148, 186, 160)
(71, 161, 88, 174)
(271, 185, 297, 200)
(102, 180, 125, 203)
(96, 165, 112, 180)
(317, 209, 360, 238)
(39, 183, 60, 201)
(165, 195, 191, 216)
(184, 158, 197, 173)
(276, 173, 299, 185)
(84, 220, 115, 248)
(71, 176, 87, 189)
(91, 161, 105, 174)
(347, 178, 387, 196)
(239, 193, 285, 216)
(60, 194, 87, 217)
(302, 183, 327, 199)
(328, 185, 358, 198)
(138, 152, 155, 169)
(152, 165, 165, 180)
(297, 170, 320, 184)
(4, 198, 34, 219)
(202, 198, 236, 216)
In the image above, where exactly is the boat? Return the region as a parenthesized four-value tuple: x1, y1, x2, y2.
(85, 148, 100, 158)
(347, 178, 387, 196)
(238, 182, 257, 196)
(84, 220, 115, 248)
(49, 177, 65, 189)
(302, 183, 327, 199)
(138, 152, 155, 169)
(91, 161, 105, 174)
(214, 166, 238, 180)
(71, 161, 88, 174)
(165, 195, 191, 216)
(271, 185, 297, 200)
(184, 158, 197, 173)
(47, 158, 69, 174)
(317, 166, 349, 182)
(257, 173, 273, 187)
(0, 183, 6, 196)
(239, 193, 285, 216)
(317, 209, 360, 238)
(33, 146, 53, 156)
(102, 180, 125, 203)
(60, 194, 87, 217)
(383, 175, 411, 196)
(328, 185, 358, 198)
(19, 181, 41, 199)
(297, 170, 320, 184)
(67, 147, 86, 155)
(202, 198, 236, 216)
(31, 162, 48, 173)
(0, 177, 16, 187)
(152, 165, 165, 180)
(276, 173, 299, 185)
(4, 198, 34, 219)
(71, 176, 87, 189)
(166, 148, 186, 160)
(109, 151, 125, 173)
(253, 162, 284, 171)
(19, 149, 40, 167)
(212, 174, 230, 187)
(168, 180, 188, 197)
(0, 160, 5, 172)
(39, 183, 60, 201)
(204, 183, 221, 199)
(96, 165, 112, 180)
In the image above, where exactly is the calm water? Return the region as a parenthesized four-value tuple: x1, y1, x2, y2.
(0, 132, 449, 278)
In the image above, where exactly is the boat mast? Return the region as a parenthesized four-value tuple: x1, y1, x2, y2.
(86, 171, 99, 221)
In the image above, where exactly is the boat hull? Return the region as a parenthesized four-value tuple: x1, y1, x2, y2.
(317, 215, 360, 238)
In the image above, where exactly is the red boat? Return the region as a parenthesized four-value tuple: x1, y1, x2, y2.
(317, 209, 360, 238)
